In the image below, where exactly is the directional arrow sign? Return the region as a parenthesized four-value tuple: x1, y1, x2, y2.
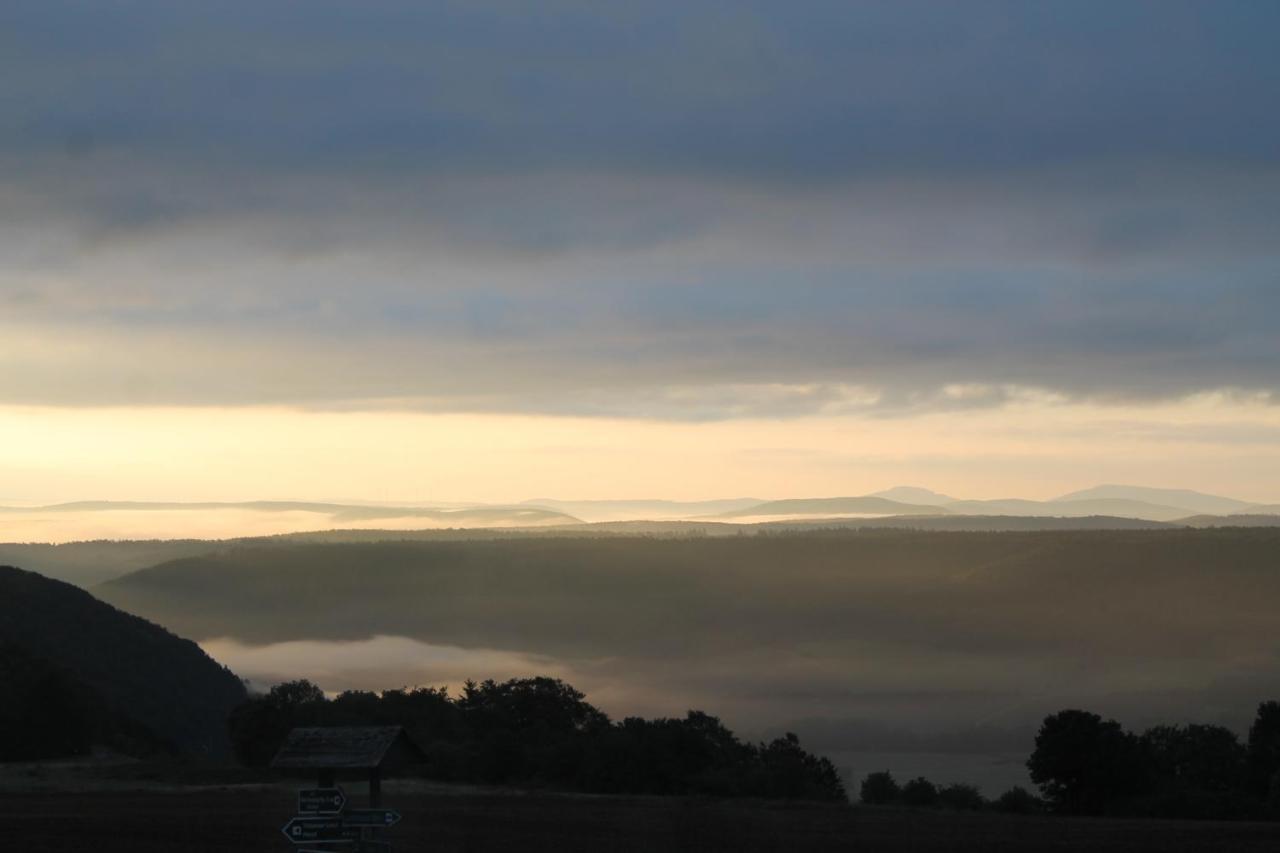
(281, 817, 364, 844)
(298, 787, 347, 815)
(342, 809, 402, 828)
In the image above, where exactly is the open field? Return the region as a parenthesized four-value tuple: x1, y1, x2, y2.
(2, 784, 1280, 852)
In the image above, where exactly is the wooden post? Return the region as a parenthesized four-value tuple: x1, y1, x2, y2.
(319, 768, 335, 788)
(369, 768, 382, 808)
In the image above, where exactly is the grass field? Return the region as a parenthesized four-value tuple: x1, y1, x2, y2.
(3, 783, 1279, 852)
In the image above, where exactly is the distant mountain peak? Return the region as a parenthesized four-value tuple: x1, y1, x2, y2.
(870, 486, 955, 506)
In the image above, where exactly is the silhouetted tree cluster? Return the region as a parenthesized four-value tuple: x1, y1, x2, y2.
(228, 676, 846, 802)
(857, 769, 1038, 814)
(1028, 704, 1280, 819)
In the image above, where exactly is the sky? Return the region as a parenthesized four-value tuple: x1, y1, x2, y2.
(2, 1, 1279, 504)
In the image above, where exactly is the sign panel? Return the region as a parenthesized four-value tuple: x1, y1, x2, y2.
(282, 817, 364, 844)
(298, 787, 347, 815)
(342, 809, 402, 828)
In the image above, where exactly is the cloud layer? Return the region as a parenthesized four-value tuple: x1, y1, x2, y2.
(2, 1, 1277, 417)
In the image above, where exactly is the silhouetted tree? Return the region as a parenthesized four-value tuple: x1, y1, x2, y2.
(1135, 723, 1251, 819)
(1143, 724, 1246, 793)
(226, 679, 326, 766)
(1028, 709, 1144, 814)
(755, 732, 847, 801)
(1248, 701, 1280, 800)
(860, 771, 900, 804)
(458, 677, 609, 735)
(269, 680, 326, 707)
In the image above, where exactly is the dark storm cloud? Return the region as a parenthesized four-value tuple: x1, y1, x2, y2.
(1, 1, 1278, 415)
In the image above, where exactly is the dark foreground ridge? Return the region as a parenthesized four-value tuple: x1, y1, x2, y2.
(0, 565, 247, 758)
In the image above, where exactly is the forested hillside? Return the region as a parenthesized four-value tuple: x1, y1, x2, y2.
(0, 566, 247, 758)
(99, 528, 1280, 651)
(95, 529, 1280, 745)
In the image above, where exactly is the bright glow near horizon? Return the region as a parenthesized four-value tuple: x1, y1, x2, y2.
(1, 393, 1277, 509)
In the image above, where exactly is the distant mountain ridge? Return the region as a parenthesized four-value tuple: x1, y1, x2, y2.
(3, 486, 1277, 569)
(943, 497, 1196, 522)
(0, 499, 579, 525)
(521, 497, 761, 523)
(1052, 485, 1254, 516)
(713, 484, 1277, 524)
(714, 496, 949, 519)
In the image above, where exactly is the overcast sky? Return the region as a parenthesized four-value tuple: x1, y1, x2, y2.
(2, 2, 1278, 503)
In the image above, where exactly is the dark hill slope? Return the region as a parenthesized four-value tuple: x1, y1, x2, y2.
(0, 566, 246, 757)
(0, 640, 168, 760)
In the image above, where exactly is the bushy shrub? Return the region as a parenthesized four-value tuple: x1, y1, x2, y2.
(859, 770, 900, 805)
(901, 776, 939, 808)
(995, 786, 1043, 814)
(937, 782, 986, 811)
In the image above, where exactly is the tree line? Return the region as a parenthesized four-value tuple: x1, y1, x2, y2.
(858, 702, 1280, 821)
(228, 676, 847, 802)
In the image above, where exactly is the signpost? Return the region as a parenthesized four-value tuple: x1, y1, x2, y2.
(273, 727, 425, 852)
(282, 807, 401, 848)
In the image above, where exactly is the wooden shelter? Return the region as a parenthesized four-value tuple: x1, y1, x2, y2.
(271, 726, 425, 805)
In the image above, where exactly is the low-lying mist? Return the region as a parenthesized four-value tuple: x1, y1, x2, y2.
(0, 503, 575, 544)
